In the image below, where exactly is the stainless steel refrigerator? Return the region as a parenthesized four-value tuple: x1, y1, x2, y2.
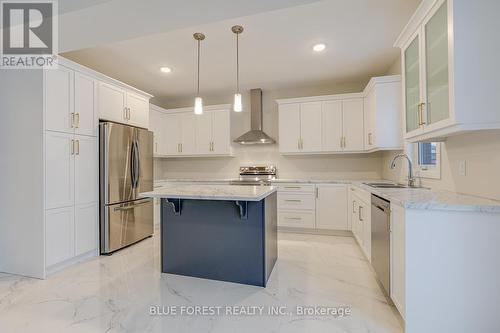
(99, 122, 154, 254)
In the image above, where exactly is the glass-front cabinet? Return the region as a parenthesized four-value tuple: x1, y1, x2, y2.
(423, 0, 449, 126)
(402, 0, 451, 139)
(404, 35, 421, 135)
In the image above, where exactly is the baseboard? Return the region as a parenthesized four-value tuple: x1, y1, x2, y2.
(45, 249, 98, 277)
(278, 227, 353, 237)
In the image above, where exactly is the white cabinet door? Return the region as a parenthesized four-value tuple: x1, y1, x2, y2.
(342, 99, 364, 151)
(316, 184, 348, 230)
(45, 206, 74, 267)
(74, 73, 96, 136)
(149, 109, 162, 155)
(322, 100, 343, 152)
(45, 66, 74, 134)
(195, 112, 212, 154)
(98, 82, 127, 123)
(164, 114, 181, 155)
(391, 204, 406, 318)
(75, 202, 98, 256)
(127, 92, 149, 128)
(300, 102, 322, 152)
(211, 110, 231, 155)
(278, 103, 301, 153)
(45, 132, 75, 210)
(364, 88, 376, 149)
(74, 135, 98, 205)
(180, 113, 196, 155)
(360, 199, 371, 260)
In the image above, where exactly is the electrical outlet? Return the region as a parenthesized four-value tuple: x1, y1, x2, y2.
(458, 160, 467, 176)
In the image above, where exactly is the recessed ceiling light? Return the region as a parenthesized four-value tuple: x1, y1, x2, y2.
(160, 66, 172, 73)
(313, 43, 326, 52)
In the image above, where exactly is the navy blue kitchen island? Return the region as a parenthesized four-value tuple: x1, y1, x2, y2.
(141, 185, 277, 287)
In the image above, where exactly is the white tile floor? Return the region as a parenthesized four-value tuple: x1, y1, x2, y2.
(0, 232, 403, 333)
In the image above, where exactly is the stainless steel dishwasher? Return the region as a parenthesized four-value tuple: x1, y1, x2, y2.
(371, 194, 391, 295)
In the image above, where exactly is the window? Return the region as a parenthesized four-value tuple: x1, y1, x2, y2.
(413, 142, 441, 179)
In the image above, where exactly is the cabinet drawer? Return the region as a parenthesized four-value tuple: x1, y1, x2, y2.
(278, 210, 315, 228)
(278, 193, 315, 210)
(277, 184, 315, 193)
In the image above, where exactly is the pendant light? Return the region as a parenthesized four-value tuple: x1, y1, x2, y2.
(193, 32, 205, 115)
(231, 25, 243, 112)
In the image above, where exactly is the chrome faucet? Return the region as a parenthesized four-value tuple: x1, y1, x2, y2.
(390, 153, 416, 187)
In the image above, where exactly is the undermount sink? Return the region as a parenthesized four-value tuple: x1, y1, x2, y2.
(364, 182, 429, 189)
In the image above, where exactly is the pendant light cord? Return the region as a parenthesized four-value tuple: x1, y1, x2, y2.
(236, 33, 239, 94)
(197, 39, 200, 96)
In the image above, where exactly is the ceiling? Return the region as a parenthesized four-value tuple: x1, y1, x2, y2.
(62, 0, 421, 107)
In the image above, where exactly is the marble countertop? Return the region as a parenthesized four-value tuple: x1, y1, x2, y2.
(154, 178, 500, 213)
(142, 184, 277, 201)
(353, 183, 500, 214)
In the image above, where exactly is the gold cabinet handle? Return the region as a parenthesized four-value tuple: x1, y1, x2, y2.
(155, 142, 158, 153)
(124, 107, 127, 120)
(368, 133, 372, 145)
(352, 200, 357, 213)
(71, 139, 75, 155)
(75, 139, 80, 155)
(420, 102, 426, 125)
(180, 143, 183, 153)
(359, 206, 363, 222)
(75, 113, 80, 128)
(284, 199, 302, 202)
(70, 113, 75, 128)
(285, 217, 302, 220)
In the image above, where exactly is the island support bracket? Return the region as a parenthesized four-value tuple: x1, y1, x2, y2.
(235, 201, 248, 220)
(166, 198, 182, 215)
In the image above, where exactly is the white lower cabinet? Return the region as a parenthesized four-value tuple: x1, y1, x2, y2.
(75, 202, 98, 256)
(390, 203, 405, 318)
(277, 183, 348, 231)
(278, 210, 315, 228)
(316, 184, 348, 230)
(349, 186, 371, 260)
(45, 206, 75, 267)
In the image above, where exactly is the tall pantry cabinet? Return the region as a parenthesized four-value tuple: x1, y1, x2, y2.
(0, 58, 152, 278)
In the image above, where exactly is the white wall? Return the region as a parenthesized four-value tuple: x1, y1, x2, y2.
(155, 81, 384, 180)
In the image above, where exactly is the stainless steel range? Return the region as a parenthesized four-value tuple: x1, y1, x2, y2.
(229, 165, 277, 186)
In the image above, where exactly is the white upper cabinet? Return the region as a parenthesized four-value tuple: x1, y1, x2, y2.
(164, 113, 182, 155)
(152, 105, 232, 157)
(127, 92, 149, 128)
(363, 76, 403, 151)
(180, 113, 196, 155)
(342, 99, 365, 151)
(97, 82, 127, 124)
(45, 66, 74, 134)
(396, 0, 500, 142)
(74, 73, 96, 136)
(278, 103, 301, 153)
(322, 100, 343, 151)
(315, 184, 348, 230)
(195, 112, 213, 154)
(278, 96, 365, 154)
(149, 106, 168, 156)
(97, 82, 151, 129)
(300, 102, 322, 152)
(211, 110, 231, 155)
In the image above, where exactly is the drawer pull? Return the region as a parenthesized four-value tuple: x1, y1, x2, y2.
(285, 217, 302, 220)
(284, 186, 302, 189)
(284, 199, 302, 202)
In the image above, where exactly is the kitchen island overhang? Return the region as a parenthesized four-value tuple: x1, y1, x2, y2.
(141, 185, 278, 287)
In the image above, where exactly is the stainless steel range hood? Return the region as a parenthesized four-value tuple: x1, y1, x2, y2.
(234, 89, 275, 145)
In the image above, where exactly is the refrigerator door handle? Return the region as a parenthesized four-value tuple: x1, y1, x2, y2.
(130, 141, 137, 189)
(135, 141, 140, 188)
